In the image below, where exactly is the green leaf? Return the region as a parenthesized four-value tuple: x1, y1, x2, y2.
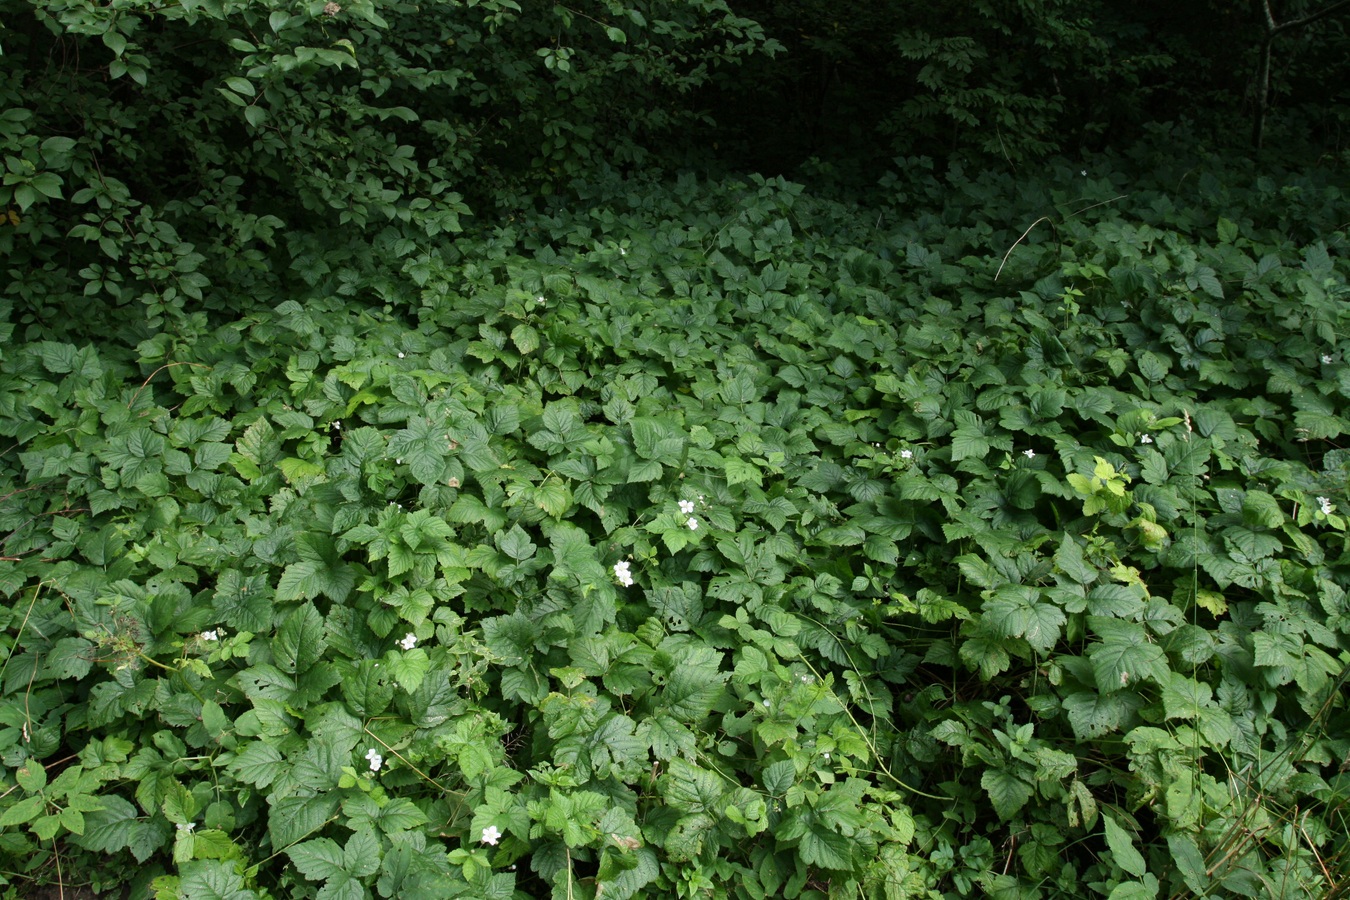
(799, 825, 852, 870)
(981, 768, 1033, 820)
(1088, 620, 1168, 693)
(389, 417, 449, 485)
(72, 795, 139, 854)
(1160, 672, 1213, 720)
(229, 741, 287, 788)
(273, 603, 328, 675)
(498, 524, 537, 561)
(1166, 834, 1211, 895)
(762, 760, 795, 795)
(269, 794, 339, 848)
(0, 794, 46, 827)
(1136, 350, 1169, 383)
(224, 76, 255, 96)
(178, 860, 261, 900)
(384, 648, 430, 693)
(1062, 690, 1139, 740)
(288, 837, 347, 881)
(663, 759, 724, 815)
(1105, 881, 1157, 900)
(1102, 811, 1147, 877)
(950, 411, 991, 461)
(344, 827, 381, 879)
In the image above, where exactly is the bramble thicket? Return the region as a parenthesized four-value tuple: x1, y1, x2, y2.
(1, 1, 1348, 898)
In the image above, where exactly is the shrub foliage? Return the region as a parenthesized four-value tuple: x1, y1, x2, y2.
(1, 149, 1348, 897)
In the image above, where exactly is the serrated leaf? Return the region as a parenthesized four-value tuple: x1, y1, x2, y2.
(0, 794, 46, 827)
(762, 759, 795, 795)
(70, 795, 138, 853)
(1106, 882, 1156, 900)
(288, 837, 347, 881)
(269, 794, 339, 848)
(799, 825, 852, 869)
(981, 768, 1033, 820)
(273, 603, 328, 675)
(228, 741, 286, 788)
(178, 859, 260, 900)
(1160, 672, 1213, 720)
(638, 713, 696, 761)
(1062, 690, 1139, 740)
(498, 524, 536, 561)
(343, 827, 381, 879)
(384, 648, 430, 693)
(1089, 620, 1167, 693)
(511, 324, 539, 354)
(1102, 811, 1147, 877)
(389, 417, 449, 485)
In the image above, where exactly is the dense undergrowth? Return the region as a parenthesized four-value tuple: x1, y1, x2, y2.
(1, 149, 1349, 899)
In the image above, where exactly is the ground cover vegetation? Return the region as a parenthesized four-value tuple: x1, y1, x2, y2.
(2, 0, 1349, 898)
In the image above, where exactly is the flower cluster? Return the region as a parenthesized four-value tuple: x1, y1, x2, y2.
(678, 498, 699, 530)
(1317, 496, 1335, 515)
(365, 747, 383, 772)
(201, 630, 219, 642)
(613, 560, 633, 587)
(1139, 434, 1153, 444)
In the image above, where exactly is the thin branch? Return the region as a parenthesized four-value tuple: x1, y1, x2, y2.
(1271, 0, 1350, 35)
(995, 216, 1051, 281)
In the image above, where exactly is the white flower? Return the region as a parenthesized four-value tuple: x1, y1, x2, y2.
(619, 248, 627, 256)
(1140, 434, 1153, 444)
(1318, 496, 1334, 515)
(481, 825, 502, 846)
(1081, 169, 1087, 176)
(762, 699, 771, 707)
(365, 748, 383, 772)
(176, 822, 195, 832)
(900, 449, 913, 460)
(678, 499, 695, 515)
(397, 351, 405, 359)
(1322, 354, 1333, 364)
(1022, 449, 1035, 459)
(822, 752, 830, 761)
(686, 517, 699, 531)
(536, 295, 545, 305)
(613, 560, 633, 587)
(399, 633, 417, 650)
(201, 630, 219, 642)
